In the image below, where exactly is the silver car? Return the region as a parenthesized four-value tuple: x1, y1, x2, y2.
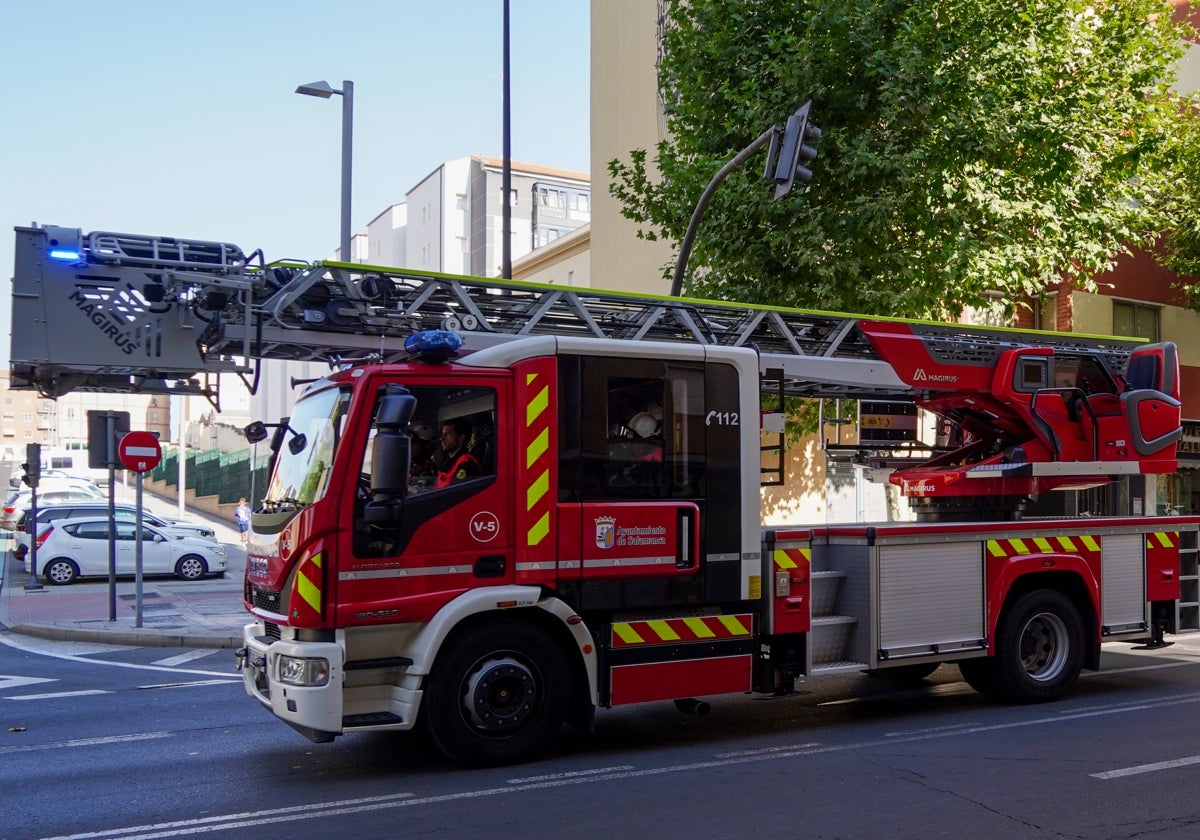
(29, 517, 227, 585)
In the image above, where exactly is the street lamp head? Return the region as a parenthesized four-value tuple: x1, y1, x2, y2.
(295, 80, 337, 99)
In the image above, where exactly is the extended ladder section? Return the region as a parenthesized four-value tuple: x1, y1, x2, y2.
(10, 224, 1140, 403)
(12, 224, 1181, 505)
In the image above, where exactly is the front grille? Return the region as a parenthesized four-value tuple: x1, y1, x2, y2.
(264, 622, 282, 640)
(252, 586, 282, 614)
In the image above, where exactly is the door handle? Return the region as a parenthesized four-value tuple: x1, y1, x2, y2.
(474, 555, 506, 578)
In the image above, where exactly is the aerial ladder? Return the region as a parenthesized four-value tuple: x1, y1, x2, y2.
(10, 224, 1183, 518)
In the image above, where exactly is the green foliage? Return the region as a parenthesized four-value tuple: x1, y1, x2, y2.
(1161, 96, 1200, 291)
(609, 0, 1198, 318)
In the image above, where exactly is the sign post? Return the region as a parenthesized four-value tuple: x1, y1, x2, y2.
(118, 432, 162, 628)
(90, 410, 130, 620)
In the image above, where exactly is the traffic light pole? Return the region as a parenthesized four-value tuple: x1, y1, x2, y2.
(669, 101, 820, 298)
(23, 442, 42, 592)
(670, 124, 779, 297)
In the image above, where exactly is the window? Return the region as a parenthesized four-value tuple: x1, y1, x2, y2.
(1112, 301, 1159, 342)
(563, 357, 713, 502)
(353, 385, 497, 559)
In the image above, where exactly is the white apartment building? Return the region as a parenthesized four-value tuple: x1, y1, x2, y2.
(249, 155, 591, 424)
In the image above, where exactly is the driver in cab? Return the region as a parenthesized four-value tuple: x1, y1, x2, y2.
(435, 418, 480, 488)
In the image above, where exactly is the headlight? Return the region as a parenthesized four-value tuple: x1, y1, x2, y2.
(210, 546, 226, 556)
(277, 655, 329, 687)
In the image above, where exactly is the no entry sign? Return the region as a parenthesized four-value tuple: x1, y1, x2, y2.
(118, 431, 162, 473)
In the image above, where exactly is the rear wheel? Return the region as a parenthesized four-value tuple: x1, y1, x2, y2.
(423, 620, 569, 767)
(993, 589, 1084, 703)
(44, 558, 78, 586)
(175, 554, 208, 581)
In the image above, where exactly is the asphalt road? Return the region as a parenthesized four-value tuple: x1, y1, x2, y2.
(3, 631, 1200, 839)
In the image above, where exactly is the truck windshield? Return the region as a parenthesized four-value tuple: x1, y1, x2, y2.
(263, 386, 351, 509)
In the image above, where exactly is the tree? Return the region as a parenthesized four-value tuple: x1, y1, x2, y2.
(1161, 96, 1200, 292)
(609, 0, 1198, 318)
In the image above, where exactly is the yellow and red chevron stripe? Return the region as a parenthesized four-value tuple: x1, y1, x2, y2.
(523, 368, 552, 548)
(611, 614, 753, 647)
(773, 547, 810, 569)
(291, 552, 323, 621)
(986, 535, 1100, 560)
(1147, 531, 1178, 550)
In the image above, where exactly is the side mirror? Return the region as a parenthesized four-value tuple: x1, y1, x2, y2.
(244, 421, 269, 444)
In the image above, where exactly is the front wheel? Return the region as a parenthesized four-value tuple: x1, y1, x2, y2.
(423, 620, 569, 767)
(43, 558, 78, 586)
(993, 589, 1084, 703)
(175, 555, 208, 581)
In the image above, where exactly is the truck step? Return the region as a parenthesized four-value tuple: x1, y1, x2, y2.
(811, 614, 858, 665)
(810, 571, 846, 618)
(342, 712, 404, 728)
(811, 661, 870, 675)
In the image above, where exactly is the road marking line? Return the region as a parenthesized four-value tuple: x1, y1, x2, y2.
(7, 689, 110, 700)
(151, 650, 218, 667)
(0, 633, 236, 678)
(0, 732, 171, 754)
(0, 674, 56, 691)
(1092, 755, 1200, 780)
(135, 679, 239, 690)
(508, 766, 634, 784)
(41, 691, 1200, 840)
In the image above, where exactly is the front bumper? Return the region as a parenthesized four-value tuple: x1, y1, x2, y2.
(238, 622, 422, 740)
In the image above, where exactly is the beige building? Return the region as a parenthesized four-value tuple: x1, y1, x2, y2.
(590, 2, 675, 294)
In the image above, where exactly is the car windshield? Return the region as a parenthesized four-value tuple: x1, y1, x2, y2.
(262, 385, 350, 510)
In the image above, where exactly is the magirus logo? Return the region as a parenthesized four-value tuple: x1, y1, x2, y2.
(912, 368, 958, 383)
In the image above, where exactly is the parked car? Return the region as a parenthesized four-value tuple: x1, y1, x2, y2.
(1, 485, 107, 531)
(8, 467, 99, 490)
(27, 518, 227, 585)
(11, 503, 218, 562)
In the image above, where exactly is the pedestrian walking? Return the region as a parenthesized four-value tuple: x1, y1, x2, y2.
(235, 497, 251, 545)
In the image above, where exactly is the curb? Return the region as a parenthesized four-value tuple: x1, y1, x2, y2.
(8, 623, 242, 649)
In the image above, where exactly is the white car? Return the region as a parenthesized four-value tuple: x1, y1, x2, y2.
(28, 517, 227, 585)
(12, 503, 218, 562)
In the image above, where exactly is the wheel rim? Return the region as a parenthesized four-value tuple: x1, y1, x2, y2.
(1018, 611, 1069, 682)
(461, 654, 540, 735)
(179, 556, 204, 579)
(47, 561, 74, 584)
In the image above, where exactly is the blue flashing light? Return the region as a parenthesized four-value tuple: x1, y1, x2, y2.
(404, 329, 464, 360)
(48, 249, 82, 262)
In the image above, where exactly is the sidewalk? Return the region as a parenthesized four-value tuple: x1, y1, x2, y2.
(0, 485, 249, 648)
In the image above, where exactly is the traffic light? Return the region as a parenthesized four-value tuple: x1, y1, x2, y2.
(771, 100, 822, 199)
(22, 443, 40, 488)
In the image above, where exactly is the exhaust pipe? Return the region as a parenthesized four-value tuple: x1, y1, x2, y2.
(674, 697, 711, 716)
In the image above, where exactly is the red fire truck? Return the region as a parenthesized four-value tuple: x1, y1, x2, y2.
(10, 225, 1198, 766)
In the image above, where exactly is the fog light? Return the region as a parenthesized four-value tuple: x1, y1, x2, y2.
(277, 655, 329, 687)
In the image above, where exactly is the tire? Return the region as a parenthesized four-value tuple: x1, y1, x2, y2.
(175, 554, 208, 581)
(423, 620, 569, 767)
(992, 589, 1084, 703)
(866, 663, 940, 682)
(957, 657, 1003, 698)
(43, 558, 78, 586)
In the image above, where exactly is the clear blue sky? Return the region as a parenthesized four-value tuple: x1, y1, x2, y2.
(1, 0, 589, 302)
